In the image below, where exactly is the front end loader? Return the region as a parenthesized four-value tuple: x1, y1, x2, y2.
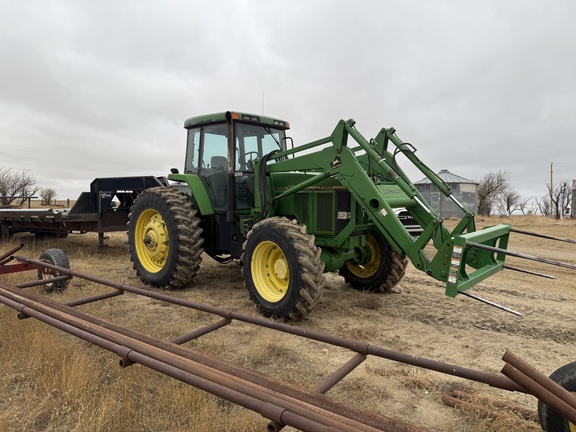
(127, 111, 572, 321)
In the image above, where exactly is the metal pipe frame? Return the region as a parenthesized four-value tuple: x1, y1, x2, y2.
(0, 278, 422, 432)
(2, 253, 575, 429)
(13, 254, 527, 393)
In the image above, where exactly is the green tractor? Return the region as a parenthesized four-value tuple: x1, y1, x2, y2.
(128, 111, 511, 321)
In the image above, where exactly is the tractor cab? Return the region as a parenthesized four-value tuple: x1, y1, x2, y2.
(167, 111, 291, 260)
(182, 111, 289, 211)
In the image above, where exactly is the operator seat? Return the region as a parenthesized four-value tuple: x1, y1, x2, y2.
(207, 156, 228, 208)
(211, 156, 227, 171)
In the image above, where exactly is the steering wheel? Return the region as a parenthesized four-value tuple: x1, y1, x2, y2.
(240, 151, 259, 170)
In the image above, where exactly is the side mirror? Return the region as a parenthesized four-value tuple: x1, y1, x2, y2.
(170, 168, 179, 174)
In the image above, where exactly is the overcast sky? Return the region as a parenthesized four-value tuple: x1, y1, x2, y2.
(1, 1, 574, 202)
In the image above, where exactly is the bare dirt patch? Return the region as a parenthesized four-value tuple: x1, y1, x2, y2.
(1, 215, 575, 431)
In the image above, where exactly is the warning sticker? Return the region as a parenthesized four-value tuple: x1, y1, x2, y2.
(452, 246, 462, 259)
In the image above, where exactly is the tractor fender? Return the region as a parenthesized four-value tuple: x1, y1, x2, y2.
(167, 173, 214, 216)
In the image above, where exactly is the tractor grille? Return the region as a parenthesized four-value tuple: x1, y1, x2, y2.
(316, 193, 333, 232)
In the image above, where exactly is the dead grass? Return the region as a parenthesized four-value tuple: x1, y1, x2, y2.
(0, 306, 263, 431)
(1, 216, 575, 431)
(0, 233, 266, 432)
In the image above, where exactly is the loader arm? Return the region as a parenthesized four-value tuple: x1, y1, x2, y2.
(253, 119, 511, 297)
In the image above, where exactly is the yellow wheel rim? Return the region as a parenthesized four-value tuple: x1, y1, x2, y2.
(345, 234, 381, 278)
(251, 240, 289, 303)
(134, 209, 169, 273)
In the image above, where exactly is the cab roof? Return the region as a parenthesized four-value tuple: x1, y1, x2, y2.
(184, 111, 290, 130)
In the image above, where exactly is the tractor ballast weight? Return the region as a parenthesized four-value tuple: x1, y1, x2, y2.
(128, 111, 512, 320)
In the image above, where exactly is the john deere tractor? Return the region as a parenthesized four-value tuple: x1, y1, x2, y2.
(128, 111, 511, 321)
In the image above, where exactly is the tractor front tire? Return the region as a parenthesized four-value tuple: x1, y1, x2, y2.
(537, 361, 576, 432)
(128, 187, 203, 289)
(339, 230, 407, 292)
(242, 217, 324, 321)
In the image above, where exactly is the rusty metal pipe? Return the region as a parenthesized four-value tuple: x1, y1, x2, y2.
(367, 344, 525, 392)
(171, 318, 232, 345)
(13, 256, 379, 351)
(0, 282, 420, 432)
(12, 255, 526, 394)
(1, 276, 402, 432)
(502, 350, 576, 410)
(0, 243, 24, 264)
(501, 363, 576, 425)
(15, 275, 72, 289)
(0, 287, 360, 432)
(0, 290, 347, 432)
(64, 290, 124, 307)
(126, 350, 348, 432)
(268, 353, 369, 432)
(315, 353, 367, 394)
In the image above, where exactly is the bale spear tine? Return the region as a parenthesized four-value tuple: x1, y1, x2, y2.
(467, 242, 576, 271)
(510, 228, 576, 245)
(503, 265, 556, 279)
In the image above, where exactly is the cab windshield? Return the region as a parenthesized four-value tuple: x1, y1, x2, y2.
(184, 122, 286, 174)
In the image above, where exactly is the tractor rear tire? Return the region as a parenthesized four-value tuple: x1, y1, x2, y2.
(38, 248, 70, 293)
(242, 217, 324, 321)
(128, 187, 203, 289)
(339, 230, 407, 293)
(537, 361, 576, 432)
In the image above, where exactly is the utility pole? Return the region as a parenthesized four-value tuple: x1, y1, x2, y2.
(550, 162, 554, 218)
(570, 180, 576, 219)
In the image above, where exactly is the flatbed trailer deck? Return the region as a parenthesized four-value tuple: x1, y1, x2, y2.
(0, 176, 167, 246)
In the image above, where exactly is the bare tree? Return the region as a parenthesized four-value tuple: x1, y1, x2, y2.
(40, 187, 57, 206)
(535, 195, 551, 216)
(497, 190, 531, 216)
(477, 170, 510, 216)
(547, 180, 572, 218)
(0, 167, 39, 207)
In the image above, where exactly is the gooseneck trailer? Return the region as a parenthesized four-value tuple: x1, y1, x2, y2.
(0, 176, 167, 247)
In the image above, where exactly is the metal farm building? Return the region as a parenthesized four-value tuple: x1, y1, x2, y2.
(415, 169, 478, 218)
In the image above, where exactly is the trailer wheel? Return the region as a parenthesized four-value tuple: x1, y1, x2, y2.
(38, 248, 70, 293)
(339, 230, 407, 292)
(242, 217, 324, 321)
(128, 187, 203, 289)
(537, 361, 576, 432)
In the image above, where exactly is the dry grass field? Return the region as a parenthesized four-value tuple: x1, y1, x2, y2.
(1, 215, 575, 431)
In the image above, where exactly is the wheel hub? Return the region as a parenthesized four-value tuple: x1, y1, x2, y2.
(251, 240, 289, 303)
(274, 259, 288, 280)
(345, 234, 380, 278)
(135, 209, 170, 273)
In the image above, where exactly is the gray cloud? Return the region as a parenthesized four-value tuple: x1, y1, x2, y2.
(1, 0, 574, 202)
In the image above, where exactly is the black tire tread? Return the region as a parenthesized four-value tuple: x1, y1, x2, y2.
(128, 187, 203, 289)
(242, 217, 324, 321)
(38, 248, 70, 293)
(537, 361, 576, 431)
(381, 251, 408, 293)
(339, 230, 408, 293)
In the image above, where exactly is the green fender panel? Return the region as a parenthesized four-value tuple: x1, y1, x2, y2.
(167, 173, 214, 216)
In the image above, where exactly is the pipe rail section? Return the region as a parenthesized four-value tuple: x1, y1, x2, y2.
(1, 251, 575, 430)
